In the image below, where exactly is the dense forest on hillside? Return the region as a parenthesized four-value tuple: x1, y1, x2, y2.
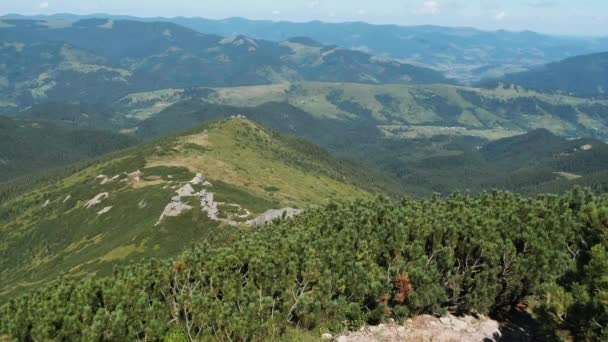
(1, 189, 606, 341)
(486, 52, 608, 97)
(0, 117, 137, 182)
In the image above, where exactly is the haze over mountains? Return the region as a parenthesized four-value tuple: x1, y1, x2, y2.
(0, 18, 446, 111)
(1, 11, 608, 341)
(4, 13, 608, 83)
(486, 52, 608, 97)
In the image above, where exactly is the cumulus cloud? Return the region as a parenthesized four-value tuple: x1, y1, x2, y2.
(417, 1, 441, 15)
(39, 1, 49, 9)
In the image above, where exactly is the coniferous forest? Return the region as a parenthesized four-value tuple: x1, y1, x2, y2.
(2, 189, 606, 341)
(2, 7, 608, 342)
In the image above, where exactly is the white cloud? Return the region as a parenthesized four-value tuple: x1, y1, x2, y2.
(417, 1, 441, 15)
(39, 1, 49, 9)
(495, 10, 507, 21)
(272, 10, 281, 15)
(357, 9, 366, 16)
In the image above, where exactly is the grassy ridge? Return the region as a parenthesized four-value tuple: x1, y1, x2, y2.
(122, 82, 608, 142)
(0, 117, 377, 300)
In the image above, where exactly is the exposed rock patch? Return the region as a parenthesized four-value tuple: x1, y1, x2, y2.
(200, 189, 219, 220)
(97, 206, 112, 215)
(84, 193, 109, 209)
(334, 314, 500, 342)
(176, 183, 196, 197)
(248, 208, 302, 226)
(156, 201, 193, 225)
(128, 170, 143, 183)
(190, 173, 205, 185)
(138, 199, 148, 209)
(154, 171, 302, 226)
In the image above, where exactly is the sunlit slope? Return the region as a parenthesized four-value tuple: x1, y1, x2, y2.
(0, 117, 373, 299)
(121, 82, 608, 141)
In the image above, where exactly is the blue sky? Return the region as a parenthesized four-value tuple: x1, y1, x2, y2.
(1, 0, 607, 36)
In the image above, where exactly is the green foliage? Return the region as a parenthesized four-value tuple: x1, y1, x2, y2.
(2, 189, 606, 341)
(212, 181, 279, 214)
(0, 117, 137, 182)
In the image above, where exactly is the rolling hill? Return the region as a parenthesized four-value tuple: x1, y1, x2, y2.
(111, 83, 608, 194)
(0, 117, 383, 300)
(0, 18, 447, 111)
(116, 82, 608, 143)
(486, 52, 608, 97)
(6, 81, 607, 195)
(5, 13, 608, 83)
(398, 129, 608, 194)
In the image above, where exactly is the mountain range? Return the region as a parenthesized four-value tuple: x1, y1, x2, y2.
(486, 52, 608, 97)
(3, 13, 608, 83)
(0, 18, 447, 111)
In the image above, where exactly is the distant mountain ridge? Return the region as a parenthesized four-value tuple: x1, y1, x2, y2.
(485, 52, 608, 97)
(0, 18, 447, 110)
(4, 13, 608, 82)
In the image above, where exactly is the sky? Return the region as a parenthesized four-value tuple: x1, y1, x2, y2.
(1, 0, 607, 36)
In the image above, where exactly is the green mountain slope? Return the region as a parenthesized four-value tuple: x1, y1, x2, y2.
(120, 82, 608, 142)
(398, 129, 608, 194)
(0, 19, 448, 110)
(0, 117, 137, 182)
(0, 117, 380, 299)
(486, 52, 608, 97)
(108, 82, 608, 195)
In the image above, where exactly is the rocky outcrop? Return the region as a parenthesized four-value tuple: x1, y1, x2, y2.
(248, 208, 302, 226)
(176, 183, 196, 197)
(154, 171, 301, 226)
(156, 201, 193, 225)
(84, 193, 109, 209)
(128, 170, 143, 183)
(200, 189, 219, 220)
(333, 314, 500, 342)
(97, 206, 113, 215)
(190, 173, 205, 185)
(156, 172, 216, 225)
